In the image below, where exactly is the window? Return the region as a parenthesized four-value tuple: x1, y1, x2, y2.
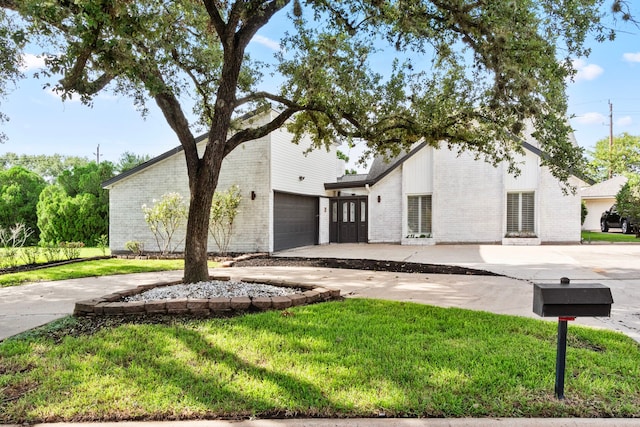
(407, 195, 432, 234)
(507, 192, 535, 233)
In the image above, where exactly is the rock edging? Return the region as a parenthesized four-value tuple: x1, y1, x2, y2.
(73, 274, 341, 317)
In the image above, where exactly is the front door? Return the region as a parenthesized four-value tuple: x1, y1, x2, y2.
(329, 197, 368, 243)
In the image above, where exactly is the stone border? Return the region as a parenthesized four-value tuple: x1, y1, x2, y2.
(73, 274, 341, 317)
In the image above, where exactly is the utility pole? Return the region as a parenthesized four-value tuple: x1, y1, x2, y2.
(93, 144, 102, 164)
(609, 100, 613, 179)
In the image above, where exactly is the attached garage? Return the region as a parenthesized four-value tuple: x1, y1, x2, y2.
(273, 192, 319, 251)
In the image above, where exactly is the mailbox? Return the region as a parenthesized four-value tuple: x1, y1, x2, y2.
(533, 279, 613, 318)
(532, 278, 613, 400)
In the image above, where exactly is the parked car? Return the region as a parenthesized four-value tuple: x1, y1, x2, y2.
(600, 205, 636, 234)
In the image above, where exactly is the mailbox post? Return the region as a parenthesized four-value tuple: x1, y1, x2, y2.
(532, 277, 613, 399)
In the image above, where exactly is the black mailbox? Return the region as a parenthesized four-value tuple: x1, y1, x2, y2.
(533, 280, 613, 318)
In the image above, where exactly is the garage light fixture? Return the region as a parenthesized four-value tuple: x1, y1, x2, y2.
(251, 191, 256, 200)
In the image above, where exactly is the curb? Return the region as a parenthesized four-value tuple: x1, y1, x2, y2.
(73, 275, 341, 317)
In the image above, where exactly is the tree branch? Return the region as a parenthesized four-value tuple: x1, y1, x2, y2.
(225, 107, 298, 155)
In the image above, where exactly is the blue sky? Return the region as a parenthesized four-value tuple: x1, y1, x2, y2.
(1, 7, 639, 173)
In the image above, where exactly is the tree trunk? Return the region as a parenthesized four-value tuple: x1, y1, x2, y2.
(182, 146, 225, 284)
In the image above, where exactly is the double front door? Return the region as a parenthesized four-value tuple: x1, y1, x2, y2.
(329, 197, 368, 243)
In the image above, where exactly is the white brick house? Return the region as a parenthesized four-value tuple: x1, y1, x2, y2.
(104, 111, 583, 253)
(325, 139, 584, 245)
(103, 110, 337, 253)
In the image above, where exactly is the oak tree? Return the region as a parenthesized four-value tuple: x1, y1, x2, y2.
(0, 0, 616, 282)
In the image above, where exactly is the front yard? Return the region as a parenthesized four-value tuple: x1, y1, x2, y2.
(1, 299, 639, 422)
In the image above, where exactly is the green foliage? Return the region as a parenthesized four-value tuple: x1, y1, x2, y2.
(36, 162, 114, 245)
(39, 242, 62, 263)
(95, 234, 109, 256)
(19, 246, 40, 265)
(0, 152, 89, 182)
(59, 241, 84, 260)
(587, 133, 640, 182)
(208, 185, 241, 255)
(125, 240, 144, 256)
(0, 166, 46, 244)
(615, 174, 640, 231)
(142, 193, 187, 255)
(581, 201, 588, 226)
(116, 152, 151, 173)
(36, 185, 107, 245)
(0, 9, 26, 143)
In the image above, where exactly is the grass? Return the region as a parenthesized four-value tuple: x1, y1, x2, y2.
(0, 258, 219, 288)
(1, 299, 639, 422)
(582, 231, 640, 243)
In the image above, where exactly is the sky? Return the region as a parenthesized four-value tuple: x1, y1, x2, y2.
(1, 5, 640, 173)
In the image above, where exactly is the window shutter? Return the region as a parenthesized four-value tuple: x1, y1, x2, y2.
(506, 193, 520, 232)
(521, 192, 535, 232)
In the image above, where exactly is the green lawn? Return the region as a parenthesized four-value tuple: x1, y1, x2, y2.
(582, 231, 640, 243)
(0, 258, 219, 288)
(1, 299, 639, 423)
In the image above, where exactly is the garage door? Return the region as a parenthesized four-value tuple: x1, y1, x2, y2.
(274, 192, 319, 251)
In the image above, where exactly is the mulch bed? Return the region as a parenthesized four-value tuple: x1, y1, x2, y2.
(233, 255, 499, 276)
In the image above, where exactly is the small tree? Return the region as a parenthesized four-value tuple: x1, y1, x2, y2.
(142, 193, 187, 255)
(616, 174, 640, 236)
(0, 223, 33, 267)
(208, 185, 241, 256)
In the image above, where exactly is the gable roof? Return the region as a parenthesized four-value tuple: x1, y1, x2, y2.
(103, 107, 273, 189)
(325, 137, 547, 190)
(581, 175, 628, 199)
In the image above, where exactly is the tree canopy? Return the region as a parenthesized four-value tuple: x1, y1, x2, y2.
(0, 152, 90, 181)
(0, 0, 619, 282)
(587, 133, 640, 182)
(0, 165, 46, 242)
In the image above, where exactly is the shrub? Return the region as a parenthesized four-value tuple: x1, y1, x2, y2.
(20, 246, 40, 265)
(59, 241, 84, 260)
(95, 234, 109, 256)
(40, 242, 63, 262)
(142, 193, 187, 255)
(0, 223, 33, 267)
(125, 240, 144, 256)
(209, 185, 241, 256)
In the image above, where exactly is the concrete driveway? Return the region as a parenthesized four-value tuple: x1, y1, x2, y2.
(276, 243, 640, 342)
(1, 243, 639, 343)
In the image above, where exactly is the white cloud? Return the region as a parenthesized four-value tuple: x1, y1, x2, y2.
(616, 116, 633, 127)
(572, 58, 604, 82)
(19, 53, 46, 71)
(623, 52, 640, 63)
(251, 35, 281, 51)
(573, 112, 606, 125)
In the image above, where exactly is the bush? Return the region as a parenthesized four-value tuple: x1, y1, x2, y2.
(37, 186, 107, 245)
(0, 223, 33, 267)
(142, 193, 187, 255)
(125, 240, 144, 256)
(59, 241, 84, 260)
(40, 242, 63, 263)
(209, 185, 241, 256)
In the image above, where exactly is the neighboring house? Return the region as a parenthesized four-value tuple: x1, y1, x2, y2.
(580, 175, 628, 231)
(103, 109, 338, 253)
(104, 111, 584, 253)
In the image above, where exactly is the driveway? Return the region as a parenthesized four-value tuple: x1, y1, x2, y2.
(1, 243, 639, 343)
(277, 243, 640, 342)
